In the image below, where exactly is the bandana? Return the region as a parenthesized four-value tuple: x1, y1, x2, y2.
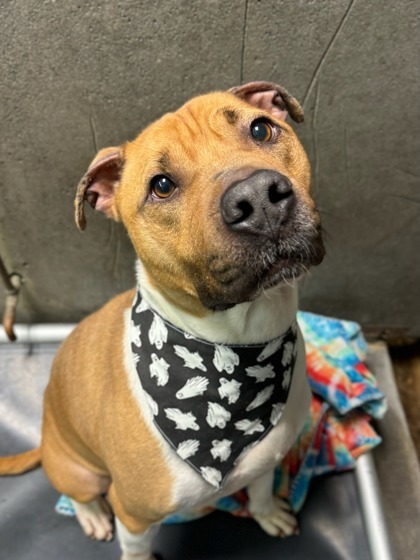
(130, 291, 298, 490)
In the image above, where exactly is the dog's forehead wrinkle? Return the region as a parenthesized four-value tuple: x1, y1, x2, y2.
(175, 104, 208, 140)
(157, 150, 170, 171)
(218, 107, 240, 125)
(177, 97, 243, 138)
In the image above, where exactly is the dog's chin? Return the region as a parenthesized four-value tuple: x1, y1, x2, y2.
(259, 260, 307, 289)
(197, 257, 320, 312)
(195, 226, 325, 311)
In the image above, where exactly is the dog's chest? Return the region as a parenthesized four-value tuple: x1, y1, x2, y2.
(129, 293, 298, 492)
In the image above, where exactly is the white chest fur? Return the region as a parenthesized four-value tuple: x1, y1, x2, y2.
(122, 296, 310, 514)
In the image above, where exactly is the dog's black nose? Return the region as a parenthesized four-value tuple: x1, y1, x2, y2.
(221, 170, 295, 236)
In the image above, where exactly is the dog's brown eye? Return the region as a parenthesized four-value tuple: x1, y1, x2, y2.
(150, 175, 176, 199)
(250, 120, 273, 142)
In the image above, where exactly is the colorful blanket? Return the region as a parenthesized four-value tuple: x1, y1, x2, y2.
(57, 311, 386, 521)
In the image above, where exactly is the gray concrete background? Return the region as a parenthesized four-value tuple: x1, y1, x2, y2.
(1, 0, 419, 334)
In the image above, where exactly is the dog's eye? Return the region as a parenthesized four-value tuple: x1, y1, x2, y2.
(250, 120, 273, 143)
(150, 175, 176, 199)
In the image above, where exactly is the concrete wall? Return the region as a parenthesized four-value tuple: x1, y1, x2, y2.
(1, 0, 419, 335)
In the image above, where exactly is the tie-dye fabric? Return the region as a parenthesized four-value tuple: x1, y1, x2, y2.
(56, 311, 386, 521)
(165, 311, 386, 521)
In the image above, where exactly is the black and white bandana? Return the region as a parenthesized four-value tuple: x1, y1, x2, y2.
(130, 291, 298, 490)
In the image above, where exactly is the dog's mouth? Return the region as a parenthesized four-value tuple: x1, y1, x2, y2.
(196, 225, 325, 311)
(261, 237, 325, 283)
(260, 256, 309, 286)
(256, 256, 315, 296)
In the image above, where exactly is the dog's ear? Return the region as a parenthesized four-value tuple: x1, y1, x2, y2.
(229, 81, 304, 123)
(74, 147, 124, 231)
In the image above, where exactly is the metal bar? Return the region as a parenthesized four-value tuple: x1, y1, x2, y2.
(355, 453, 395, 560)
(0, 324, 76, 344)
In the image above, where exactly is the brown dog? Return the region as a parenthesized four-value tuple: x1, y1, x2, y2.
(1, 82, 324, 559)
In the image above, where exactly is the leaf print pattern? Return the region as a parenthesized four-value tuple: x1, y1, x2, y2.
(200, 466, 222, 489)
(135, 298, 150, 314)
(270, 403, 285, 426)
(206, 402, 232, 429)
(282, 341, 294, 366)
(149, 314, 168, 350)
(174, 345, 207, 371)
(131, 321, 142, 348)
(246, 385, 275, 411)
(177, 439, 200, 459)
(282, 368, 291, 390)
(149, 353, 170, 386)
(165, 408, 199, 431)
(245, 363, 275, 383)
(176, 376, 209, 399)
(235, 419, 265, 435)
(130, 291, 297, 490)
(210, 439, 232, 462)
(218, 378, 242, 404)
(257, 336, 284, 362)
(213, 345, 240, 374)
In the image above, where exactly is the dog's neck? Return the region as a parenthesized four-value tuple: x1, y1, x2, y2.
(136, 261, 299, 345)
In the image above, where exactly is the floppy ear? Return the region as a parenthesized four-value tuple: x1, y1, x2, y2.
(229, 81, 304, 123)
(74, 146, 124, 231)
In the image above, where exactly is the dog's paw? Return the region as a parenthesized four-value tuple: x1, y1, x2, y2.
(251, 497, 298, 537)
(71, 496, 114, 541)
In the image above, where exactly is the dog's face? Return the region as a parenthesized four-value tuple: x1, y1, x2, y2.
(75, 82, 324, 313)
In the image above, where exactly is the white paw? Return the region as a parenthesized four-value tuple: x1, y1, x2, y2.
(71, 496, 114, 541)
(251, 497, 298, 537)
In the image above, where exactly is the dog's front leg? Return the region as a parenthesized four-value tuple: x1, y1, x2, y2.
(247, 469, 298, 537)
(116, 517, 160, 560)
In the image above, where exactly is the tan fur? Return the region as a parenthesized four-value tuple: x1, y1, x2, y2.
(0, 448, 41, 475)
(115, 93, 314, 317)
(41, 289, 175, 532)
(73, 91, 316, 317)
(1, 85, 324, 554)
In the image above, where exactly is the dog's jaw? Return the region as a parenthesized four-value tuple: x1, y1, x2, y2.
(135, 260, 299, 345)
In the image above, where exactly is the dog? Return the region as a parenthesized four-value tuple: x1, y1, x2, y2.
(0, 81, 324, 560)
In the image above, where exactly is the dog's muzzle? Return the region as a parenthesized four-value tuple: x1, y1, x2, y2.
(194, 168, 324, 310)
(221, 170, 295, 238)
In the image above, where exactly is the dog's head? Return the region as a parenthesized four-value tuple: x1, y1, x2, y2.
(75, 82, 324, 313)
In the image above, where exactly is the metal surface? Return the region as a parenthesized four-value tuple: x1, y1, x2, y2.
(0, 323, 75, 344)
(366, 343, 420, 560)
(355, 453, 395, 560)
